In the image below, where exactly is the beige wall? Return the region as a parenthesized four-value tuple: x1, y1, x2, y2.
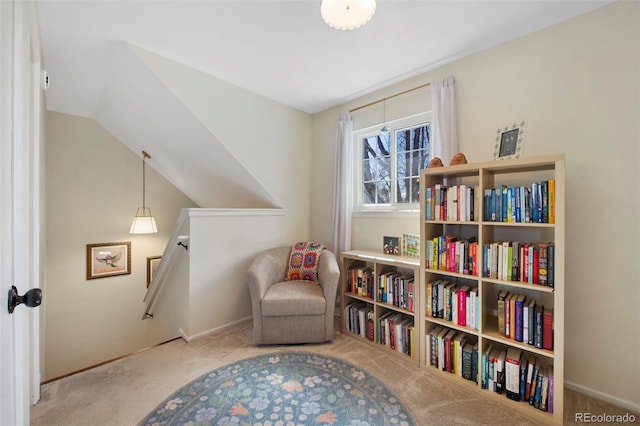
(311, 1, 639, 410)
(44, 111, 198, 380)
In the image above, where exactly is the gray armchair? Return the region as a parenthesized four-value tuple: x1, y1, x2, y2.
(247, 246, 340, 345)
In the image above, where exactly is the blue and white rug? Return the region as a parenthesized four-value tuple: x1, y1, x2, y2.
(139, 351, 415, 426)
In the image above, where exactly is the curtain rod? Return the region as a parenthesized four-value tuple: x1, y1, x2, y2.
(349, 82, 431, 114)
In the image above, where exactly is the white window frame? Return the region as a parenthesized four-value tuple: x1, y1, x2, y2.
(353, 111, 431, 213)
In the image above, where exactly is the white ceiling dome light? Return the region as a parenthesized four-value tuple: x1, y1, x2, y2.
(321, 0, 376, 30)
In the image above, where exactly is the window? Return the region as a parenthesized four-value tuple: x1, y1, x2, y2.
(355, 113, 431, 210)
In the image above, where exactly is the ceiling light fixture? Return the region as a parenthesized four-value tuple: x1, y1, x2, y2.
(130, 150, 158, 234)
(320, 0, 376, 30)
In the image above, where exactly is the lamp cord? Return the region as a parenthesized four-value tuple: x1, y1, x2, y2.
(142, 155, 146, 209)
(141, 150, 151, 210)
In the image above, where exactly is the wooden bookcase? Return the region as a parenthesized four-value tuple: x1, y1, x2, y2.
(419, 154, 565, 423)
(340, 250, 421, 364)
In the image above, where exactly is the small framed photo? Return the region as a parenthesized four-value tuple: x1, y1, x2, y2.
(493, 120, 526, 160)
(383, 236, 400, 255)
(146, 256, 162, 288)
(87, 242, 131, 280)
(402, 233, 420, 258)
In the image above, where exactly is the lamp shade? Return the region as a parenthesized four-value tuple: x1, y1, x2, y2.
(321, 0, 376, 30)
(130, 207, 158, 234)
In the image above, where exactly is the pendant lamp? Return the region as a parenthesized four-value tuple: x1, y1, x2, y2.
(320, 0, 376, 30)
(130, 150, 158, 234)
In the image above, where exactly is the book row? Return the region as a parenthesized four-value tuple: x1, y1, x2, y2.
(345, 267, 374, 299)
(498, 291, 553, 350)
(424, 180, 556, 224)
(425, 235, 478, 276)
(426, 326, 478, 383)
(345, 267, 415, 312)
(426, 326, 555, 413)
(425, 184, 479, 222)
(425, 235, 556, 287)
(483, 180, 555, 224)
(484, 241, 555, 287)
(344, 302, 415, 358)
(482, 345, 554, 413)
(426, 280, 479, 330)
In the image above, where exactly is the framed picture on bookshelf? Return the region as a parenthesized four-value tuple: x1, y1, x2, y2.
(493, 120, 526, 160)
(146, 256, 162, 288)
(383, 236, 400, 255)
(402, 233, 420, 258)
(86, 241, 131, 280)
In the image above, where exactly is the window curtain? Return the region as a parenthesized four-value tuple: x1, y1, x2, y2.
(331, 111, 353, 255)
(430, 76, 458, 164)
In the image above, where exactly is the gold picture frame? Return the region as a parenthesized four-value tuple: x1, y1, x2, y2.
(146, 256, 162, 288)
(493, 120, 526, 160)
(86, 242, 131, 280)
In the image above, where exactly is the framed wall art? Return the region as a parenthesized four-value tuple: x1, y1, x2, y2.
(86, 241, 131, 280)
(493, 120, 526, 160)
(146, 256, 162, 288)
(402, 233, 420, 258)
(383, 236, 400, 255)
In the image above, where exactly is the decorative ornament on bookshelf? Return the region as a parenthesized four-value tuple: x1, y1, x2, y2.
(427, 157, 443, 168)
(402, 233, 420, 258)
(450, 152, 468, 166)
(382, 236, 400, 255)
(493, 120, 526, 160)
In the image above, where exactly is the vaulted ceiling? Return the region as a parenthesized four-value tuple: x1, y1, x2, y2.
(37, 0, 612, 208)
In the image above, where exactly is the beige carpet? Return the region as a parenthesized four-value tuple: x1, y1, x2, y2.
(31, 320, 636, 425)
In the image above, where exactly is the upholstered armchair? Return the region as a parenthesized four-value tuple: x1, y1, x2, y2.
(247, 246, 340, 345)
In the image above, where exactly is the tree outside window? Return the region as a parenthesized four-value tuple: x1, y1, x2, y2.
(358, 118, 430, 208)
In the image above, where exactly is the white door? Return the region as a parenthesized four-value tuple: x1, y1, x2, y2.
(1, 1, 42, 424)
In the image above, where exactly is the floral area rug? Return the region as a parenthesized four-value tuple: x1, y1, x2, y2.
(139, 351, 416, 426)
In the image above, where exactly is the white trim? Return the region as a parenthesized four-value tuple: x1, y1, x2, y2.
(0, 3, 18, 424)
(187, 208, 285, 218)
(352, 209, 420, 219)
(564, 380, 640, 414)
(29, 27, 41, 407)
(12, 1, 30, 423)
(178, 316, 252, 343)
(353, 111, 431, 209)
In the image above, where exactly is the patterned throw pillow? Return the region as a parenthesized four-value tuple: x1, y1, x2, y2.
(285, 241, 325, 282)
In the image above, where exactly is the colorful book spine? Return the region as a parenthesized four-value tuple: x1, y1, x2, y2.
(543, 308, 553, 351)
(498, 291, 508, 335)
(548, 366, 554, 413)
(541, 180, 549, 223)
(534, 305, 544, 349)
(547, 243, 555, 288)
(515, 295, 525, 342)
(548, 179, 555, 224)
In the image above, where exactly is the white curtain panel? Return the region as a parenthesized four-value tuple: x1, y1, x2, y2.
(430, 76, 459, 164)
(331, 111, 353, 255)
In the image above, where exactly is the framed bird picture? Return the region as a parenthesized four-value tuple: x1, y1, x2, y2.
(87, 241, 131, 280)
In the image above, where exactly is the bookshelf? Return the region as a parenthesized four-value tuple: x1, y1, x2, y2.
(419, 154, 564, 423)
(340, 250, 421, 364)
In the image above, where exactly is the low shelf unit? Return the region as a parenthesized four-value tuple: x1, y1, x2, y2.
(340, 250, 421, 364)
(420, 154, 565, 423)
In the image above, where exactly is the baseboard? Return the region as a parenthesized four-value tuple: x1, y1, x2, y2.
(41, 337, 181, 384)
(179, 316, 252, 343)
(565, 380, 640, 414)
